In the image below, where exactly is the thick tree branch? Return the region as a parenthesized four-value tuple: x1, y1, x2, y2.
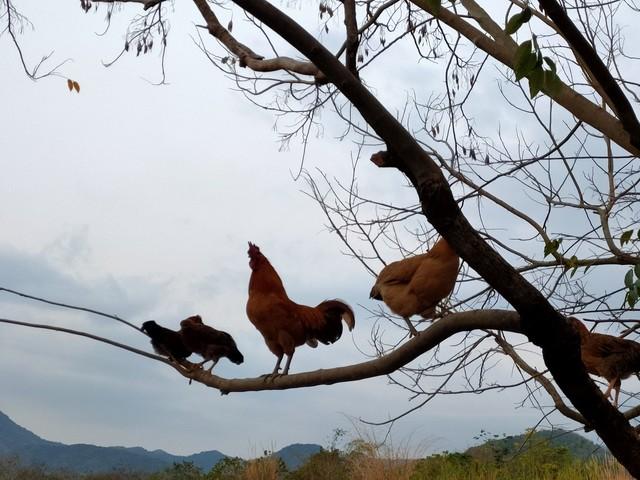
(537, 0, 640, 151)
(222, 0, 640, 474)
(0, 310, 521, 393)
(176, 310, 522, 392)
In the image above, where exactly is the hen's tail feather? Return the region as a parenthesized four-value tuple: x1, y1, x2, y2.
(369, 285, 382, 300)
(228, 347, 245, 365)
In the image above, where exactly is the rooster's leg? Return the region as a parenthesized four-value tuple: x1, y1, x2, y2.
(282, 352, 294, 375)
(267, 354, 283, 377)
(403, 317, 419, 337)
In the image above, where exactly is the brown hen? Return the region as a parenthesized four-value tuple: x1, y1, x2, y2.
(370, 237, 459, 336)
(179, 315, 244, 373)
(246, 242, 355, 376)
(568, 317, 640, 407)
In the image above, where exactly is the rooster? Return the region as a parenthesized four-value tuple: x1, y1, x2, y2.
(246, 242, 355, 376)
(568, 317, 640, 407)
(141, 320, 191, 361)
(179, 315, 244, 372)
(370, 237, 459, 336)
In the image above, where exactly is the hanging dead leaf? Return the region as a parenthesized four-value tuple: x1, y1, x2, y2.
(67, 79, 73, 91)
(72, 81, 80, 93)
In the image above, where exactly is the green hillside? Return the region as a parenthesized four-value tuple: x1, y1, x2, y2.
(464, 429, 604, 462)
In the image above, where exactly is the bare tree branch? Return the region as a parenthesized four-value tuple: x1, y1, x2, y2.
(409, 0, 640, 157)
(0, 287, 142, 332)
(0, 317, 165, 364)
(191, 0, 325, 81)
(342, 0, 359, 78)
(537, 0, 640, 150)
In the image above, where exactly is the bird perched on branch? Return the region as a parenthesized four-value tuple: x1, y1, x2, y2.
(179, 315, 244, 372)
(568, 316, 640, 407)
(141, 320, 191, 361)
(370, 237, 459, 336)
(246, 242, 355, 376)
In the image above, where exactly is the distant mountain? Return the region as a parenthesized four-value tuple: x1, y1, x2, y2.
(273, 443, 322, 470)
(465, 429, 605, 462)
(0, 410, 44, 453)
(0, 410, 322, 474)
(0, 410, 225, 473)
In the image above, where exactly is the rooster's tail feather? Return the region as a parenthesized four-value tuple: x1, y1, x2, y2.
(304, 299, 355, 345)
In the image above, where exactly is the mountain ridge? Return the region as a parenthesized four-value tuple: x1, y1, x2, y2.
(0, 410, 318, 473)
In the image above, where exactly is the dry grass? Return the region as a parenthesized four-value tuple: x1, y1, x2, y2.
(588, 457, 634, 480)
(242, 456, 282, 480)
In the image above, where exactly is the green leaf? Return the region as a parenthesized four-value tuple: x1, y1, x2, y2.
(514, 41, 536, 80)
(543, 70, 562, 96)
(621, 229, 634, 246)
(635, 263, 640, 278)
(625, 269, 635, 289)
(627, 289, 638, 308)
(514, 40, 532, 66)
(505, 10, 530, 35)
(570, 266, 578, 278)
(528, 66, 544, 98)
(515, 52, 538, 81)
(543, 56, 556, 73)
(543, 238, 561, 257)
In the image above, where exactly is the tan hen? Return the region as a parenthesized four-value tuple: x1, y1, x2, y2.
(370, 237, 459, 336)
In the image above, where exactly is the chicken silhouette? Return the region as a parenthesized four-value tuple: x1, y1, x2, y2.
(568, 317, 640, 407)
(141, 320, 191, 361)
(246, 242, 355, 376)
(370, 237, 459, 336)
(179, 315, 244, 373)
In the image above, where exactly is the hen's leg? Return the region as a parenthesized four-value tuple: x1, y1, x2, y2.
(206, 359, 219, 374)
(613, 378, 622, 407)
(603, 378, 621, 406)
(192, 359, 209, 371)
(403, 317, 419, 337)
(603, 381, 614, 400)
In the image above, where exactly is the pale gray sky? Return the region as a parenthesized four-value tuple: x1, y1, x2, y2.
(0, 1, 598, 459)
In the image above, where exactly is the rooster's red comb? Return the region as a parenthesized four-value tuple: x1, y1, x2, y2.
(248, 242, 261, 257)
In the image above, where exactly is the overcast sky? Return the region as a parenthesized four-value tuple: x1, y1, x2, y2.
(0, 1, 604, 459)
